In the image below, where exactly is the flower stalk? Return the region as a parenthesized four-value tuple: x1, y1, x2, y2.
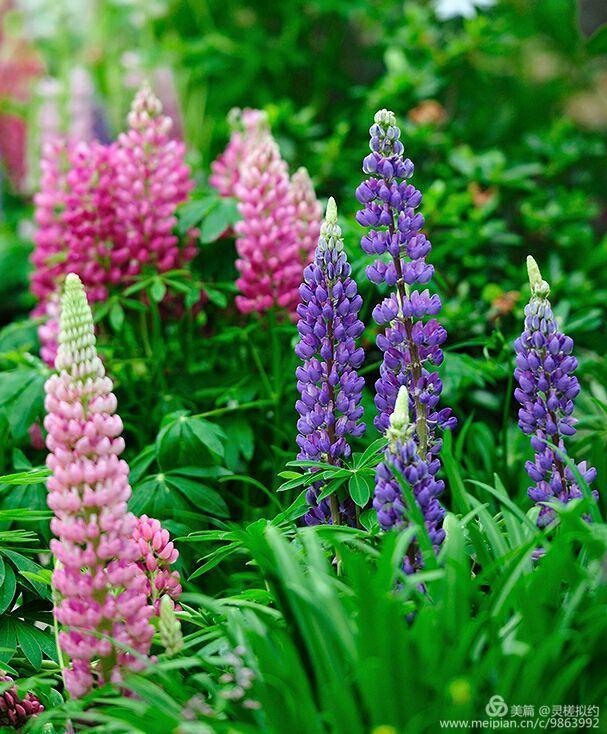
(356, 109, 456, 461)
(514, 256, 598, 526)
(295, 198, 366, 525)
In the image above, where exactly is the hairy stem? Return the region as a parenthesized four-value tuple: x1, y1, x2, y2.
(391, 246, 429, 459)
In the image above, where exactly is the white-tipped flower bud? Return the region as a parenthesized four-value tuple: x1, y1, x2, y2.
(159, 595, 183, 656)
(526, 256, 550, 299)
(386, 385, 411, 445)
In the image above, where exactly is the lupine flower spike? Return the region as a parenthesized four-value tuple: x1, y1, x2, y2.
(374, 385, 446, 572)
(514, 256, 598, 527)
(32, 137, 122, 366)
(113, 83, 196, 277)
(356, 109, 456, 461)
(132, 514, 182, 613)
(31, 83, 197, 365)
(44, 274, 153, 697)
(0, 672, 44, 729)
(209, 108, 268, 198)
(295, 197, 366, 525)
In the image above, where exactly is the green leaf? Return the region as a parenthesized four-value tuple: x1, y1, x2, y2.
(150, 278, 167, 303)
(0, 369, 46, 440)
(278, 471, 302, 480)
(0, 562, 16, 614)
(15, 622, 42, 670)
(156, 414, 226, 470)
(359, 508, 378, 532)
(348, 473, 371, 507)
(130, 445, 157, 485)
(177, 197, 217, 235)
(3, 550, 52, 598)
(165, 474, 229, 517)
(222, 418, 254, 468)
(204, 287, 228, 308)
(352, 437, 385, 469)
(0, 620, 16, 663)
(189, 418, 226, 458)
(131, 474, 183, 517)
(109, 302, 125, 331)
(199, 198, 240, 243)
(0, 468, 50, 485)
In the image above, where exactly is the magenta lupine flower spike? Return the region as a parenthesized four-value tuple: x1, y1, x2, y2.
(356, 109, 456, 459)
(295, 198, 366, 525)
(31, 140, 72, 366)
(374, 385, 446, 572)
(112, 83, 196, 278)
(0, 672, 44, 729)
(31, 138, 116, 365)
(514, 257, 598, 527)
(132, 515, 182, 614)
(209, 108, 268, 198)
(44, 274, 153, 698)
(234, 132, 303, 316)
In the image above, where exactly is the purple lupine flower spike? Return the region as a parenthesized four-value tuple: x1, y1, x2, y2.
(514, 256, 599, 527)
(374, 386, 446, 573)
(356, 109, 455, 458)
(295, 197, 366, 525)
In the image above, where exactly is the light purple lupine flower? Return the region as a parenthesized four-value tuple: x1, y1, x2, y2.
(295, 197, 366, 525)
(514, 256, 598, 527)
(356, 109, 455, 460)
(374, 386, 446, 572)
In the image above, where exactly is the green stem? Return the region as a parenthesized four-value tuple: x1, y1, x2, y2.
(139, 307, 153, 359)
(245, 332, 274, 399)
(51, 560, 69, 694)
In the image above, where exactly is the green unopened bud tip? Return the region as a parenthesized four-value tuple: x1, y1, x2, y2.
(374, 108, 397, 127)
(392, 386, 410, 428)
(526, 256, 550, 298)
(325, 197, 337, 224)
(65, 272, 82, 287)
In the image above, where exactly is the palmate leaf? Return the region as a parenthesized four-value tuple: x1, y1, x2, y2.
(156, 413, 226, 470)
(131, 468, 229, 520)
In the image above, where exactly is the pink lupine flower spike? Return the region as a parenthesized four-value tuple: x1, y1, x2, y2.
(44, 273, 154, 697)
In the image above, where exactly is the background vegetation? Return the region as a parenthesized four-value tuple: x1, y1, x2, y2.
(0, 0, 606, 731)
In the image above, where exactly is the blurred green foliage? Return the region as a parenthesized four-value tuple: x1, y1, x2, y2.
(0, 2, 606, 727)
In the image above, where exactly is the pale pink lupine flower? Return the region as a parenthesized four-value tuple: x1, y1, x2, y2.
(112, 83, 196, 278)
(213, 110, 321, 318)
(234, 132, 322, 317)
(209, 108, 268, 198)
(132, 515, 182, 614)
(44, 274, 153, 697)
(233, 133, 300, 315)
